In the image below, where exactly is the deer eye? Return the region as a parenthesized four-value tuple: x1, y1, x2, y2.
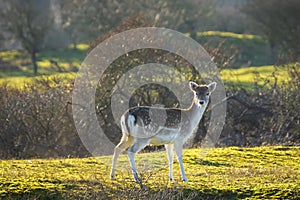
(206, 92, 210, 96)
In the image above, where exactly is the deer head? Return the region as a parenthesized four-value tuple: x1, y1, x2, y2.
(189, 81, 217, 108)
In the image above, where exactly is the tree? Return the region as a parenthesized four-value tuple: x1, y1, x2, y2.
(59, 0, 217, 46)
(243, 0, 300, 63)
(117, 0, 217, 38)
(59, 0, 124, 48)
(0, 0, 53, 75)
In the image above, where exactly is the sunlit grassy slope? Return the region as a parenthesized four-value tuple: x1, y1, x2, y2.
(1, 146, 299, 199)
(0, 64, 292, 90)
(197, 31, 262, 40)
(221, 65, 292, 89)
(0, 44, 87, 88)
(0, 43, 88, 78)
(0, 33, 294, 89)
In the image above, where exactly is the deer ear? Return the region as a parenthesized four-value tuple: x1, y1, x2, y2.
(208, 82, 217, 92)
(189, 81, 198, 91)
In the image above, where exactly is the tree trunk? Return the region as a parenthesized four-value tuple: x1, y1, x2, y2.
(31, 51, 38, 76)
(269, 41, 276, 64)
(73, 41, 77, 50)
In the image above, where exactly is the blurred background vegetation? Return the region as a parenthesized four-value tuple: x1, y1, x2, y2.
(0, 0, 299, 159)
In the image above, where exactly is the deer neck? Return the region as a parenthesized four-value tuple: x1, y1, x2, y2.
(186, 100, 207, 128)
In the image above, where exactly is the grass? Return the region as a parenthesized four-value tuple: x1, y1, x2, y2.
(0, 32, 297, 90)
(0, 44, 87, 88)
(194, 31, 271, 68)
(1, 146, 299, 199)
(0, 43, 88, 78)
(196, 31, 262, 41)
(0, 62, 294, 91)
(221, 65, 292, 89)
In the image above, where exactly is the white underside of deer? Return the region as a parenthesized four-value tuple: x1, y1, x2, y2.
(110, 81, 217, 183)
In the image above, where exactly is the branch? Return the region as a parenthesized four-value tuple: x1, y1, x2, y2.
(227, 95, 273, 116)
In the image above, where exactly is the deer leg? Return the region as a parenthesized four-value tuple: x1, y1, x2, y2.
(175, 142, 188, 182)
(110, 134, 133, 180)
(127, 138, 150, 183)
(165, 143, 174, 182)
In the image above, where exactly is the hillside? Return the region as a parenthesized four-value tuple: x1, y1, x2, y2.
(0, 31, 274, 89)
(1, 146, 299, 199)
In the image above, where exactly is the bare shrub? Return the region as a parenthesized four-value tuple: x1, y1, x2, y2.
(218, 63, 300, 146)
(0, 77, 89, 159)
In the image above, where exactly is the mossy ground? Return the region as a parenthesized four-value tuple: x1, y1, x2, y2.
(1, 146, 299, 199)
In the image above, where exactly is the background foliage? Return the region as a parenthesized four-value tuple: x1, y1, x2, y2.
(0, 0, 299, 161)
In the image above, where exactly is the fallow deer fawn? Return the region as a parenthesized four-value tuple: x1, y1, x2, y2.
(110, 81, 217, 183)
